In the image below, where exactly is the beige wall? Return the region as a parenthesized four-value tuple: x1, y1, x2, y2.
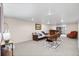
(5, 17, 78, 43)
(66, 24, 78, 34)
(5, 17, 49, 43)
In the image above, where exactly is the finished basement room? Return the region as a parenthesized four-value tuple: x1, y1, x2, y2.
(0, 3, 79, 56)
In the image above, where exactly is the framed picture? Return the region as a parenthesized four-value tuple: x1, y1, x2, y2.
(35, 24, 41, 30)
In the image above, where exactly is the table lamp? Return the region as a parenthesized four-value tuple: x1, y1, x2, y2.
(3, 31, 11, 44)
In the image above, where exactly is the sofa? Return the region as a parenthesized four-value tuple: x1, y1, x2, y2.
(67, 31, 78, 39)
(32, 31, 48, 41)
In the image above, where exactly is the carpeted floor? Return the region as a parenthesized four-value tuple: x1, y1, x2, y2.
(14, 36, 79, 56)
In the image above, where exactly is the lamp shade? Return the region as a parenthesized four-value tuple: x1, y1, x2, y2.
(3, 32, 11, 40)
(0, 33, 2, 41)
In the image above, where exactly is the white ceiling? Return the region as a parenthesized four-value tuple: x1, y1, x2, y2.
(3, 3, 79, 25)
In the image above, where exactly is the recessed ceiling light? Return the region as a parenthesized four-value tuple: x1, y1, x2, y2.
(32, 18, 34, 21)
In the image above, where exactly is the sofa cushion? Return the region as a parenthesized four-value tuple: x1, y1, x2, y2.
(38, 35, 45, 38)
(41, 31, 46, 35)
(36, 32, 45, 38)
(37, 33, 42, 36)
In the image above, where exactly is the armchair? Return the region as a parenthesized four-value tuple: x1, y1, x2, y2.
(67, 31, 78, 39)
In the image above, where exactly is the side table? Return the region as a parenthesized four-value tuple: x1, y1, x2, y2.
(1, 43, 13, 56)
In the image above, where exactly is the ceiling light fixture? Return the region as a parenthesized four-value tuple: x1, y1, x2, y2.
(61, 17, 64, 23)
(62, 24, 66, 27)
(48, 8, 52, 15)
(61, 19, 64, 23)
(47, 21, 50, 24)
(32, 18, 34, 21)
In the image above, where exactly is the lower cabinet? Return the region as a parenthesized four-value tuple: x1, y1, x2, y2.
(1, 43, 13, 56)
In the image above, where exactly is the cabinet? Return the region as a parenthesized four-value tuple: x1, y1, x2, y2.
(1, 43, 13, 56)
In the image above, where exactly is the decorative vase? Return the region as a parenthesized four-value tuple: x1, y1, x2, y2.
(5, 40, 9, 44)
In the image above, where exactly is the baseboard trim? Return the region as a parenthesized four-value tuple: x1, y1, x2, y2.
(14, 40, 33, 45)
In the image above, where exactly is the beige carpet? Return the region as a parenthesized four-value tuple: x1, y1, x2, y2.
(14, 36, 79, 56)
